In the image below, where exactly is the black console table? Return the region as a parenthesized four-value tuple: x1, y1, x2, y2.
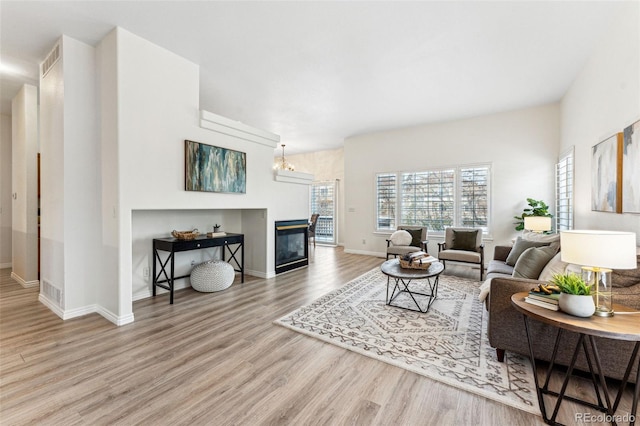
(152, 233, 244, 304)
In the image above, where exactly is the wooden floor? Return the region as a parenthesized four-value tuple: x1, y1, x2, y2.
(0, 247, 634, 425)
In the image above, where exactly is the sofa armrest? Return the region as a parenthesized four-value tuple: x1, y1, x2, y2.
(493, 245, 512, 262)
(487, 276, 540, 346)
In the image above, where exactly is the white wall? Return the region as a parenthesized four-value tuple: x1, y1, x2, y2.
(343, 103, 561, 261)
(11, 84, 39, 286)
(39, 36, 102, 317)
(0, 114, 12, 268)
(109, 28, 308, 320)
(561, 1, 640, 243)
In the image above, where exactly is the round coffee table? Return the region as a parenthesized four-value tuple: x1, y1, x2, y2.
(380, 259, 445, 313)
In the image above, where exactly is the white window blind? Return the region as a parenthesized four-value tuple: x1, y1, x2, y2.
(376, 173, 397, 231)
(459, 166, 489, 231)
(376, 164, 490, 233)
(556, 149, 574, 231)
(401, 170, 454, 231)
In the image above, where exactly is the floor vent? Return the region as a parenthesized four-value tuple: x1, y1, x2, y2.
(42, 279, 63, 308)
(41, 44, 60, 78)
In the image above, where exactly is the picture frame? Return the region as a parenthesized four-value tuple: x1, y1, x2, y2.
(591, 133, 622, 213)
(185, 140, 246, 194)
(622, 119, 640, 213)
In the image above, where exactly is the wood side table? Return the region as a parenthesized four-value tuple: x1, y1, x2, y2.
(511, 292, 640, 425)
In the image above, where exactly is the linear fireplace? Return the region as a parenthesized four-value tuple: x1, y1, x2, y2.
(275, 219, 309, 274)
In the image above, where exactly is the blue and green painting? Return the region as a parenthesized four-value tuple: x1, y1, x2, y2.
(185, 140, 246, 193)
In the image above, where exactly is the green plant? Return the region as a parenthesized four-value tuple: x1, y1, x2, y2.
(513, 198, 552, 231)
(550, 273, 593, 295)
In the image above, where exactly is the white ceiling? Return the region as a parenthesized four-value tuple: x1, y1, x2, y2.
(0, 1, 625, 154)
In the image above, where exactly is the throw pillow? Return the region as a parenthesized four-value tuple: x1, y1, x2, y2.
(505, 236, 550, 266)
(512, 245, 558, 279)
(401, 228, 422, 247)
(450, 229, 478, 251)
(538, 252, 568, 282)
(522, 230, 561, 244)
(390, 230, 412, 246)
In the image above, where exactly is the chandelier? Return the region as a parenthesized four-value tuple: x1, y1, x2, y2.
(273, 144, 295, 171)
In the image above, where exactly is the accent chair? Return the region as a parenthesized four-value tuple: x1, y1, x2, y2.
(386, 226, 428, 260)
(437, 227, 485, 280)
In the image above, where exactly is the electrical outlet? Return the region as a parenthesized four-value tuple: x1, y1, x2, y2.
(191, 260, 196, 266)
(362, 239, 366, 245)
(143, 267, 149, 278)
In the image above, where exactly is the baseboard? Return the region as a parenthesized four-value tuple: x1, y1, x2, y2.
(0, 262, 12, 269)
(38, 294, 134, 326)
(11, 272, 39, 288)
(343, 249, 385, 257)
(245, 269, 275, 279)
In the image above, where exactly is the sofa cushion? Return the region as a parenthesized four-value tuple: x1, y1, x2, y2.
(487, 260, 514, 276)
(450, 229, 478, 251)
(522, 230, 561, 244)
(505, 237, 550, 266)
(390, 230, 412, 246)
(538, 252, 569, 282)
(612, 254, 640, 288)
(512, 245, 558, 279)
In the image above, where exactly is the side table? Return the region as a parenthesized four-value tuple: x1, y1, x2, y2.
(511, 292, 640, 425)
(380, 259, 444, 313)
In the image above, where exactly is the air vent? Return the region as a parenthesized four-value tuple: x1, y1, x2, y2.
(41, 44, 60, 78)
(42, 279, 63, 308)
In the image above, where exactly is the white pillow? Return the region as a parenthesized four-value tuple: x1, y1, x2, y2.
(390, 230, 412, 246)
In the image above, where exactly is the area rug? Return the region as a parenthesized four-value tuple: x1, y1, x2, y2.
(275, 267, 538, 415)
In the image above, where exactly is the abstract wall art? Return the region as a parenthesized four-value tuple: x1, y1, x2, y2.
(185, 140, 246, 194)
(591, 133, 622, 213)
(622, 119, 640, 213)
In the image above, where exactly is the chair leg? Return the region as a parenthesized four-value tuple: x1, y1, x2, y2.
(496, 349, 505, 362)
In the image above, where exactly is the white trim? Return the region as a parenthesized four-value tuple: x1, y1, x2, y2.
(38, 294, 134, 326)
(343, 248, 385, 258)
(200, 110, 279, 148)
(274, 169, 314, 185)
(0, 262, 12, 269)
(246, 268, 275, 279)
(11, 272, 39, 288)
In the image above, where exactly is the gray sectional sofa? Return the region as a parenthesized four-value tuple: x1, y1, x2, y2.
(484, 240, 640, 382)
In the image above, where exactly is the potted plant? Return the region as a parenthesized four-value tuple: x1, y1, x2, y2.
(550, 273, 595, 317)
(513, 198, 552, 231)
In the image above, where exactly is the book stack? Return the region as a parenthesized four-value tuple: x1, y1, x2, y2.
(524, 291, 560, 311)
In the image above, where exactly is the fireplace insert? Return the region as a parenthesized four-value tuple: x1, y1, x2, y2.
(275, 219, 309, 274)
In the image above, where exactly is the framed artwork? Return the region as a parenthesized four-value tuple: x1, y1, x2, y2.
(185, 140, 246, 193)
(622, 120, 640, 213)
(591, 133, 622, 213)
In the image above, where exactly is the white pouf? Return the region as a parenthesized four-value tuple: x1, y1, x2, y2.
(190, 260, 235, 292)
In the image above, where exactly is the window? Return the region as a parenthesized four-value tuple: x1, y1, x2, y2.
(401, 170, 454, 231)
(310, 181, 338, 244)
(376, 165, 490, 233)
(556, 149, 574, 231)
(376, 173, 397, 230)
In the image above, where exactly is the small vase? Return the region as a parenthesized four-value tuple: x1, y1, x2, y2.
(558, 293, 595, 317)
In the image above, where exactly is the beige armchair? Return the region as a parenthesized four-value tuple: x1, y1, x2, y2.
(437, 227, 485, 280)
(386, 226, 428, 260)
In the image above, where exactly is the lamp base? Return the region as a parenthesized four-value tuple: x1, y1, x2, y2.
(581, 266, 613, 317)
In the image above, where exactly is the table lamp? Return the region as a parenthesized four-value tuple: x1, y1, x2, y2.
(560, 230, 637, 317)
(524, 216, 552, 233)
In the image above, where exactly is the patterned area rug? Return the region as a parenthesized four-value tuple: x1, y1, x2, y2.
(275, 267, 538, 415)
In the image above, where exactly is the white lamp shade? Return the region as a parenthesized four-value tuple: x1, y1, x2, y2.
(560, 230, 637, 269)
(524, 216, 552, 232)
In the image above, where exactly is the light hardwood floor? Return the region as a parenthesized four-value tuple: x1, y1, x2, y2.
(0, 247, 634, 425)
